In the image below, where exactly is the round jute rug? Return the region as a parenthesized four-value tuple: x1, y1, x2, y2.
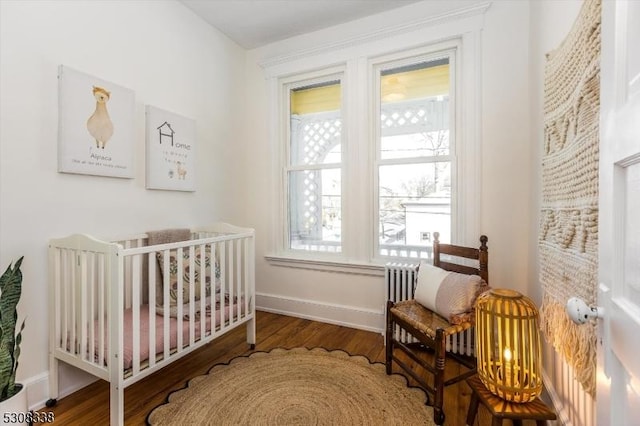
(147, 347, 434, 425)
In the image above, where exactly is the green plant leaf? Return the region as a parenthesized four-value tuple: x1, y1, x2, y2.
(0, 257, 23, 401)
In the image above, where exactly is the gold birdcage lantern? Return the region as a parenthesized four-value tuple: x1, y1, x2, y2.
(475, 289, 543, 403)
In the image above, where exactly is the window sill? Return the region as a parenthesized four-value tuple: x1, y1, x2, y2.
(264, 254, 385, 277)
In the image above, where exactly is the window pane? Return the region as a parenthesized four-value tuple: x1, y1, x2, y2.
(288, 78, 342, 253)
(290, 114, 342, 165)
(290, 81, 341, 166)
(289, 168, 341, 252)
(379, 162, 451, 257)
(378, 58, 452, 259)
(380, 59, 450, 160)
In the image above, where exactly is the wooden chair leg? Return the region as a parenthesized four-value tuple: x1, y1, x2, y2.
(433, 328, 446, 425)
(466, 392, 479, 426)
(385, 301, 394, 375)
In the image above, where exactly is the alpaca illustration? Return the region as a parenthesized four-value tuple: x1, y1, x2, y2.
(176, 161, 187, 180)
(86, 86, 114, 149)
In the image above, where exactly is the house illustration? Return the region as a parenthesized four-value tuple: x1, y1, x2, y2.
(157, 121, 175, 146)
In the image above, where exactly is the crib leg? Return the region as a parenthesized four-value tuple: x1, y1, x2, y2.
(246, 317, 256, 350)
(47, 356, 59, 405)
(110, 381, 123, 426)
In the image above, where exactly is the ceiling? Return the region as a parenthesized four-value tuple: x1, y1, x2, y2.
(179, 0, 422, 49)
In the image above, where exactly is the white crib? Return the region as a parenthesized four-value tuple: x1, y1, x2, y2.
(47, 223, 255, 426)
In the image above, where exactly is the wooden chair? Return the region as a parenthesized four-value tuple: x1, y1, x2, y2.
(385, 232, 488, 425)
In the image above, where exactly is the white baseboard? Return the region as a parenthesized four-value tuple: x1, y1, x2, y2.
(24, 365, 98, 411)
(23, 371, 49, 411)
(256, 292, 384, 334)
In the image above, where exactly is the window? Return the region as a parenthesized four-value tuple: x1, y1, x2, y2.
(286, 77, 343, 253)
(376, 57, 453, 259)
(270, 35, 481, 268)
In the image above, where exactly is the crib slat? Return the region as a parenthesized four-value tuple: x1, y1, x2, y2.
(148, 252, 156, 368)
(249, 233, 256, 343)
(236, 239, 241, 322)
(70, 251, 77, 355)
(198, 243, 206, 341)
(188, 245, 195, 345)
(163, 249, 171, 360)
(60, 250, 68, 355)
(87, 253, 95, 365)
(220, 241, 226, 328)
(176, 247, 183, 352)
(132, 255, 141, 376)
(244, 238, 249, 318)
(79, 253, 88, 362)
(123, 240, 132, 309)
(52, 249, 61, 352)
(98, 254, 105, 368)
(136, 238, 146, 307)
(228, 240, 235, 324)
(210, 242, 217, 333)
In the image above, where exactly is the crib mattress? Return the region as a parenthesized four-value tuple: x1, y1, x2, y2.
(85, 302, 242, 370)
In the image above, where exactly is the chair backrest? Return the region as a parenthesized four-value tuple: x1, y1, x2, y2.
(433, 232, 488, 284)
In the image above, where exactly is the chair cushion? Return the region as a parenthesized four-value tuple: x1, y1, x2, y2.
(414, 262, 488, 323)
(390, 300, 472, 338)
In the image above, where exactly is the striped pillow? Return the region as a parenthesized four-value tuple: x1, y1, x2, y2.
(414, 261, 487, 323)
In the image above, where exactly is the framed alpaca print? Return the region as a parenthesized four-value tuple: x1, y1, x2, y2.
(57, 65, 135, 178)
(145, 105, 196, 191)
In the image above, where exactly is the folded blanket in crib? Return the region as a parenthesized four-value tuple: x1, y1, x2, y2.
(147, 228, 191, 245)
(147, 228, 196, 317)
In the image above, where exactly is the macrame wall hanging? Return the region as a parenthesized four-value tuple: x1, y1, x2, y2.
(539, 0, 601, 396)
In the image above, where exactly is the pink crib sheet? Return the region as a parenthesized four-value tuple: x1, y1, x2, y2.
(94, 302, 241, 370)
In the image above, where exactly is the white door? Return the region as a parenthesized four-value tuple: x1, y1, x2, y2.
(598, 1, 640, 425)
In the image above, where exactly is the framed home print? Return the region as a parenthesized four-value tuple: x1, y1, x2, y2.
(57, 65, 135, 178)
(145, 105, 196, 191)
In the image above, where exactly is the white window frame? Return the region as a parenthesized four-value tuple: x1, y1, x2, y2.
(263, 6, 484, 274)
(283, 71, 345, 256)
(371, 49, 458, 262)
(274, 67, 347, 263)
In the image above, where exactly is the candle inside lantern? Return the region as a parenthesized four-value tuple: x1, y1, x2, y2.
(503, 347, 513, 387)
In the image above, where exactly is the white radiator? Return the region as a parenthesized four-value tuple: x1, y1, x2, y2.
(385, 263, 419, 344)
(385, 262, 475, 355)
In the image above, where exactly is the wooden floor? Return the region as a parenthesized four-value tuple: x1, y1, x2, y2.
(42, 311, 539, 425)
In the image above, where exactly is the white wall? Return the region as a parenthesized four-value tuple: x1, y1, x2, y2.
(244, 0, 533, 330)
(0, 0, 248, 408)
(529, 2, 595, 425)
(481, 1, 532, 289)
